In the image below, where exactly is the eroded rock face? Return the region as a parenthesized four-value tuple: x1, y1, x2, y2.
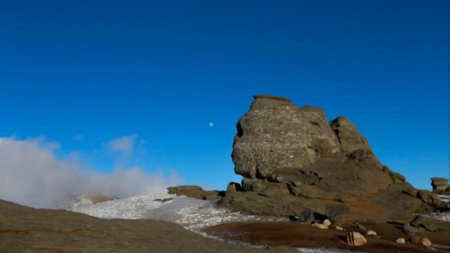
(231, 95, 402, 199)
(220, 95, 426, 222)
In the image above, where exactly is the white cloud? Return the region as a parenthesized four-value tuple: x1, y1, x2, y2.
(107, 134, 138, 155)
(0, 137, 181, 209)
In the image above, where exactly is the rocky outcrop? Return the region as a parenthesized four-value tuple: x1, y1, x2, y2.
(168, 185, 223, 200)
(431, 178, 449, 193)
(220, 95, 429, 222)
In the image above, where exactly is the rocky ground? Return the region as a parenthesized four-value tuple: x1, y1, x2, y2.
(0, 199, 297, 253)
(205, 220, 450, 253)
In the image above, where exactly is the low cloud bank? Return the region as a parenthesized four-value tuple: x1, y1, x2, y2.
(0, 137, 179, 208)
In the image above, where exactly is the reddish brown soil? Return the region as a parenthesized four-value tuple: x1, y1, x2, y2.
(205, 221, 450, 253)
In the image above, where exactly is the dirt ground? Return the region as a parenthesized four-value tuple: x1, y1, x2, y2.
(205, 221, 450, 253)
(0, 199, 297, 253)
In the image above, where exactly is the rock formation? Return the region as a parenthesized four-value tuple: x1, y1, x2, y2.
(220, 95, 433, 222)
(431, 177, 449, 193)
(168, 185, 223, 200)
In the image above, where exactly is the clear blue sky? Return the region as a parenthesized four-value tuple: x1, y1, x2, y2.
(1, 0, 448, 190)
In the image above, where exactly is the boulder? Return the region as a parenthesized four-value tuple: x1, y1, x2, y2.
(167, 185, 222, 200)
(221, 95, 426, 222)
(366, 230, 377, 236)
(431, 177, 449, 193)
(312, 219, 331, 229)
(410, 215, 437, 232)
(396, 238, 406, 244)
(335, 226, 344, 231)
(346, 232, 367, 246)
(420, 237, 432, 248)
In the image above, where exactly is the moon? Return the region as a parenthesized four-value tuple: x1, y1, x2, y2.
(208, 121, 214, 128)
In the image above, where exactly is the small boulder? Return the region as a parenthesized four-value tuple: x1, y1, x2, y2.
(396, 238, 406, 244)
(420, 237, 432, 248)
(335, 226, 344, 231)
(322, 219, 331, 227)
(346, 232, 367, 246)
(366, 230, 377, 236)
(410, 215, 437, 232)
(312, 218, 332, 229)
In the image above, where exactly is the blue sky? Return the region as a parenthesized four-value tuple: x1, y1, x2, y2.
(0, 0, 448, 191)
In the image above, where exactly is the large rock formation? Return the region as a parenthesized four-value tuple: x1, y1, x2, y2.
(220, 95, 433, 222)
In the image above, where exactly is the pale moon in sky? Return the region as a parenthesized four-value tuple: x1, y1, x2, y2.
(208, 122, 214, 128)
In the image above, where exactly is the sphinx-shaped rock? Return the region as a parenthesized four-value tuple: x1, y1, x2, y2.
(220, 95, 425, 222)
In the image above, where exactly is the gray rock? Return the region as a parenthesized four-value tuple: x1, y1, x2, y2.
(410, 215, 437, 232)
(221, 95, 428, 222)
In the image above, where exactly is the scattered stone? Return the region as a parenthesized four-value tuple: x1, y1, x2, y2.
(346, 232, 367, 246)
(420, 237, 432, 248)
(322, 219, 331, 227)
(311, 218, 332, 229)
(366, 230, 377, 236)
(335, 226, 344, 231)
(395, 238, 406, 244)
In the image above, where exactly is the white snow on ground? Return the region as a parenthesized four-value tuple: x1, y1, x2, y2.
(422, 211, 450, 222)
(299, 249, 363, 253)
(439, 195, 450, 203)
(420, 194, 450, 222)
(68, 193, 170, 219)
(67, 193, 283, 230)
